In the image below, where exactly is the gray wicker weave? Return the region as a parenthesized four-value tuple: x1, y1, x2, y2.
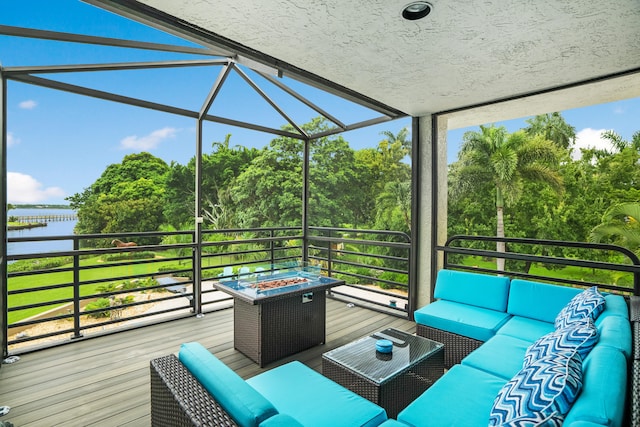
(213, 275, 344, 367)
(415, 324, 482, 368)
(150, 355, 238, 427)
(631, 296, 640, 427)
(233, 290, 327, 366)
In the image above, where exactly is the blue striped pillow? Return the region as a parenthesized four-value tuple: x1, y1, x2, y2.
(523, 318, 598, 367)
(489, 352, 582, 426)
(554, 286, 605, 329)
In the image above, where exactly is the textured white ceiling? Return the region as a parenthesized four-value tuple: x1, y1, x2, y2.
(127, 0, 640, 122)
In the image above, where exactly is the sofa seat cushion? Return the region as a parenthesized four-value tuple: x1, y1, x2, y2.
(563, 345, 628, 426)
(523, 318, 599, 366)
(554, 286, 606, 329)
(247, 361, 387, 427)
(489, 352, 583, 426)
(508, 279, 581, 323)
(461, 334, 530, 379)
(178, 342, 278, 427)
(413, 300, 511, 342)
(398, 364, 506, 427)
(433, 269, 511, 311)
(496, 316, 555, 342)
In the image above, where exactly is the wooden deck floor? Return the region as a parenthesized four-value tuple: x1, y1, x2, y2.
(0, 298, 415, 426)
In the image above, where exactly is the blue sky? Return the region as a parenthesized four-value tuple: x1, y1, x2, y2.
(2, 0, 639, 205)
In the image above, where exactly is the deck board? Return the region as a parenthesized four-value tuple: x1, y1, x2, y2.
(0, 297, 414, 427)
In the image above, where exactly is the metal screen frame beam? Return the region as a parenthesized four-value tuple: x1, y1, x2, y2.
(0, 68, 7, 359)
(85, 0, 407, 119)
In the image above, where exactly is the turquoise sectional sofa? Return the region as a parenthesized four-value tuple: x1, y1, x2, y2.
(410, 269, 632, 426)
(149, 270, 633, 426)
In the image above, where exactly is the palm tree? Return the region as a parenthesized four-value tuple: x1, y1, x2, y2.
(453, 125, 563, 270)
(589, 202, 640, 255)
(525, 112, 576, 150)
(600, 129, 640, 153)
(380, 127, 411, 158)
(376, 180, 412, 232)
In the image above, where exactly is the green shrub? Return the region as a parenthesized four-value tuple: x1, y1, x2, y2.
(378, 271, 408, 290)
(84, 298, 111, 318)
(8, 256, 74, 273)
(102, 251, 156, 262)
(158, 264, 193, 279)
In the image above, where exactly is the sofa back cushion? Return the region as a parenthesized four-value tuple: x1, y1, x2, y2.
(508, 279, 581, 322)
(562, 345, 628, 426)
(434, 269, 510, 311)
(179, 342, 278, 427)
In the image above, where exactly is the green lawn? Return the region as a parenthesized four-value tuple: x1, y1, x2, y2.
(7, 254, 193, 324)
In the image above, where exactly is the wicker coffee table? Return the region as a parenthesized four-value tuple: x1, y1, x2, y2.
(322, 328, 444, 418)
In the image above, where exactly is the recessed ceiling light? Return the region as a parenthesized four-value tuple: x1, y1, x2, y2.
(402, 1, 433, 20)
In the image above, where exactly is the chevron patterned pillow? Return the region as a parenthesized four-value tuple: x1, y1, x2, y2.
(554, 286, 605, 330)
(523, 318, 598, 367)
(489, 352, 582, 426)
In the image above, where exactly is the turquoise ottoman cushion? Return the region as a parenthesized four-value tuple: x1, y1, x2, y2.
(508, 279, 580, 322)
(377, 420, 409, 426)
(563, 345, 627, 426)
(461, 334, 530, 379)
(178, 342, 278, 427)
(434, 269, 510, 311)
(497, 316, 555, 342)
(398, 364, 506, 427)
(247, 361, 387, 427)
(414, 300, 511, 342)
(259, 414, 304, 427)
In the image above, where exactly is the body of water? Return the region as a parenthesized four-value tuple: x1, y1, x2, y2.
(7, 208, 78, 256)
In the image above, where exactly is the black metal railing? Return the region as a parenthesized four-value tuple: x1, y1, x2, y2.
(5, 226, 411, 352)
(437, 235, 640, 297)
(308, 226, 411, 313)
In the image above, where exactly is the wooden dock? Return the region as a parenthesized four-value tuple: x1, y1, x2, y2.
(12, 214, 77, 223)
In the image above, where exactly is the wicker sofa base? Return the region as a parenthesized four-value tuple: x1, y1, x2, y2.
(416, 324, 482, 368)
(150, 355, 238, 427)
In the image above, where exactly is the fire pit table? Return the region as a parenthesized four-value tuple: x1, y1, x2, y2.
(211, 264, 344, 366)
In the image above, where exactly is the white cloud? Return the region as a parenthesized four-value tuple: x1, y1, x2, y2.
(572, 128, 610, 160)
(7, 172, 65, 203)
(7, 132, 20, 147)
(19, 100, 37, 110)
(119, 127, 177, 150)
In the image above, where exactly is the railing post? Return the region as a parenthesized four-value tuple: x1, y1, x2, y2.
(71, 236, 83, 339)
(270, 229, 275, 267)
(327, 230, 333, 277)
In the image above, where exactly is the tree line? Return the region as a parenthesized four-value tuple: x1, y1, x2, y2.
(67, 117, 412, 239)
(67, 114, 640, 258)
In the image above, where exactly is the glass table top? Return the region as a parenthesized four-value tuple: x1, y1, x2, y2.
(323, 328, 443, 385)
